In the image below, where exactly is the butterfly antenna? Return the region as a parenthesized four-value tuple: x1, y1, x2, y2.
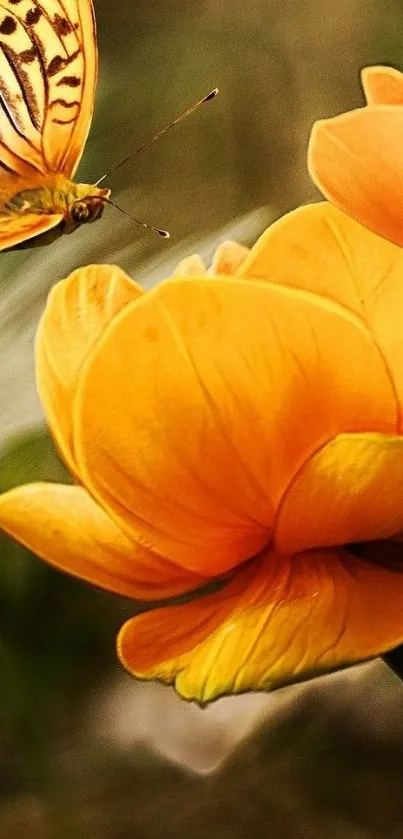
(95, 88, 218, 186)
(105, 198, 170, 238)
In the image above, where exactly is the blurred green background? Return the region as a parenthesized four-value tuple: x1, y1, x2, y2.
(2, 1, 403, 836)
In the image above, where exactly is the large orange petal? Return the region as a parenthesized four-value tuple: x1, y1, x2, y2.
(36, 265, 142, 474)
(275, 432, 403, 554)
(74, 276, 395, 576)
(361, 65, 403, 105)
(238, 202, 403, 417)
(0, 483, 206, 599)
(118, 544, 403, 704)
(308, 106, 403, 247)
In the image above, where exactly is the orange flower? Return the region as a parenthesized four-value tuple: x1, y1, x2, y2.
(2, 205, 403, 704)
(174, 239, 250, 277)
(308, 65, 403, 246)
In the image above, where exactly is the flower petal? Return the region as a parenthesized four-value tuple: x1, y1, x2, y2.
(74, 277, 395, 576)
(361, 65, 403, 105)
(208, 240, 250, 275)
(173, 255, 206, 277)
(238, 202, 403, 416)
(275, 433, 403, 554)
(118, 544, 403, 704)
(36, 265, 142, 473)
(307, 106, 403, 247)
(0, 483, 206, 599)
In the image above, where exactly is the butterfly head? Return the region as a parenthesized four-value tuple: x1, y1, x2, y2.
(69, 185, 111, 226)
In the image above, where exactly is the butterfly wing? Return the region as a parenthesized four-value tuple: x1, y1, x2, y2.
(0, 0, 97, 251)
(52, 0, 98, 177)
(0, 0, 97, 178)
(0, 211, 64, 250)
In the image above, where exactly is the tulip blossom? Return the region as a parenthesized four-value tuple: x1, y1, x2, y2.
(308, 65, 403, 247)
(2, 203, 403, 705)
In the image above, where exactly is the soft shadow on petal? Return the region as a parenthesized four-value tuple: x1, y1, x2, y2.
(118, 543, 403, 704)
(36, 265, 142, 474)
(75, 277, 395, 575)
(208, 240, 250, 275)
(308, 107, 403, 247)
(361, 65, 403, 105)
(0, 483, 207, 599)
(275, 432, 403, 554)
(238, 202, 403, 415)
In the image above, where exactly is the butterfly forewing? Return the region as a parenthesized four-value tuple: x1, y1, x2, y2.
(0, 0, 96, 175)
(0, 5, 45, 170)
(0, 0, 97, 249)
(23, 0, 86, 171)
(59, 0, 97, 177)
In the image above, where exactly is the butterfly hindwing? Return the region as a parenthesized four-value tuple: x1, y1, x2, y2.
(0, 211, 63, 249)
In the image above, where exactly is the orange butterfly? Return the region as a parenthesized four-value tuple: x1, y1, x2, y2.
(0, 0, 108, 251)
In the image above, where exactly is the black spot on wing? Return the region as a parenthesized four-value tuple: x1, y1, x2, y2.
(0, 15, 17, 34)
(56, 75, 80, 88)
(47, 48, 80, 78)
(47, 54, 64, 76)
(25, 7, 42, 26)
(19, 46, 37, 64)
(53, 14, 73, 37)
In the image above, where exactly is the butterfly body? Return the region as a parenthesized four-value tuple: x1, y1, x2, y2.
(0, 0, 100, 251)
(2, 175, 110, 229)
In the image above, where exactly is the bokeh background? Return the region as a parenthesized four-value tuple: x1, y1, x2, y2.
(1, 0, 403, 836)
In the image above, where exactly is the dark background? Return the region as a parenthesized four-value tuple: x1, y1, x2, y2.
(1, 1, 403, 836)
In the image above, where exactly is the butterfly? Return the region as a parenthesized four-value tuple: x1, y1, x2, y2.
(0, 0, 109, 252)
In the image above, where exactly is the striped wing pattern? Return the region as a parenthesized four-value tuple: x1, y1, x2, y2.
(0, 0, 97, 249)
(0, 0, 97, 178)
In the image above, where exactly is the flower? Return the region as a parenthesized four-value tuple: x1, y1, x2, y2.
(2, 205, 403, 705)
(174, 239, 250, 277)
(308, 65, 403, 247)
